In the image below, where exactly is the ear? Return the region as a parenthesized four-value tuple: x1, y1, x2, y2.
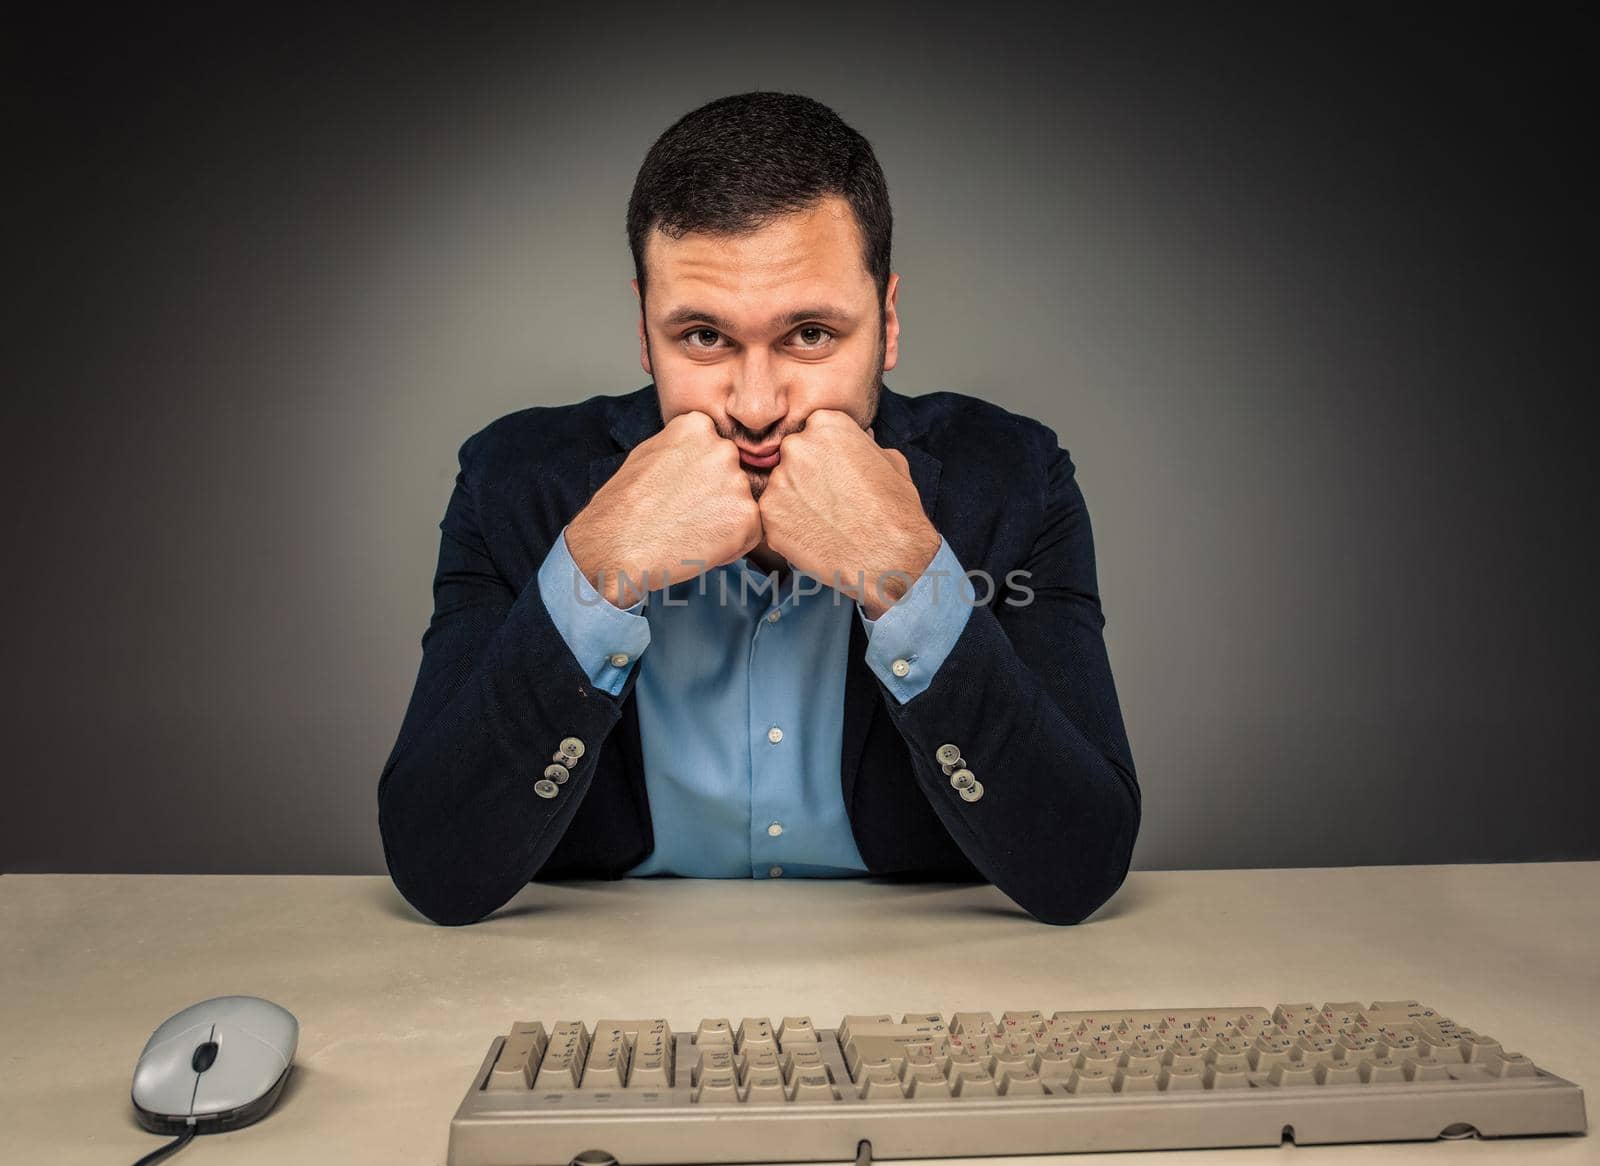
(633, 278, 652, 376)
(882, 272, 901, 373)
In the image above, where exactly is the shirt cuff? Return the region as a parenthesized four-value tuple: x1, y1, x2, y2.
(855, 534, 974, 703)
(537, 523, 651, 695)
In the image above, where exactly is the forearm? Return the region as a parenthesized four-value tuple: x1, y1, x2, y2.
(377, 571, 631, 925)
(875, 597, 1139, 924)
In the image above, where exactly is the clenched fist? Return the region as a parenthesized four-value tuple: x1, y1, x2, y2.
(564, 410, 761, 608)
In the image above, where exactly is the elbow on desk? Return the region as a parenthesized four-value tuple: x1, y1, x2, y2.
(377, 786, 510, 928)
(1016, 766, 1140, 926)
(1020, 867, 1129, 926)
(380, 849, 507, 927)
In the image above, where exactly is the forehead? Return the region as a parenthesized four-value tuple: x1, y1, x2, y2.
(644, 194, 873, 322)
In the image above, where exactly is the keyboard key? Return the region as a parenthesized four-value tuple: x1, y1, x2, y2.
(693, 1072, 738, 1104)
(537, 1021, 589, 1089)
(630, 1048, 672, 1088)
(842, 1040, 886, 1077)
(692, 1047, 738, 1102)
(1120, 1046, 1163, 1073)
(743, 1070, 787, 1103)
(837, 1014, 894, 1045)
(615, 1019, 673, 1088)
(1460, 1033, 1505, 1063)
(1037, 1048, 1074, 1079)
(581, 1027, 631, 1089)
(1403, 1053, 1452, 1082)
(738, 1046, 781, 1085)
(1273, 1003, 1320, 1027)
(989, 1049, 1038, 1080)
(1001, 1010, 1046, 1037)
(736, 1018, 776, 1052)
(1160, 1065, 1204, 1091)
(1365, 1000, 1440, 1026)
(1000, 1068, 1046, 1095)
(906, 1067, 954, 1099)
(783, 1044, 827, 1080)
(777, 1016, 818, 1048)
(1114, 1066, 1158, 1093)
(695, 1018, 733, 1046)
(954, 1072, 999, 1098)
(1267, 1062, 1318, 1087)
(952, 1012, 1000, 1038)
(1067, 1066, 1115, 1094)
(486, 1022, 547, 1090)
(1489, 1052, 1538, 1079)
(858, 1064, 907, 1100)
(850, 1052, 896, 1082)
(1360, 1055, 1407, 1084)
(851, 1016, 948, 1039)
(788, 1070, 836, 1102)
(1317, 1060, 1362, 1085)
(1204, 1063, 1249, 1089)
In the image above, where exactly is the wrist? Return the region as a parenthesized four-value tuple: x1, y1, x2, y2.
(861, 523, 941, 618)
(566, 512, 641, 609)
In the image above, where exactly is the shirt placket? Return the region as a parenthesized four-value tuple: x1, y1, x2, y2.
(743, 561, 801, 879)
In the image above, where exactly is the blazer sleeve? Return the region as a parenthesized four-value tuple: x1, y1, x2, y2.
(869, 437, 1141, 925)
(377, 428, 643, 925)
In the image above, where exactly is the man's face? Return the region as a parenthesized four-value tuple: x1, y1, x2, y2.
(633, 193, 901, 499)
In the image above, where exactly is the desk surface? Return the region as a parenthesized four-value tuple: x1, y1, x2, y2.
(2, 864, 1594, 1165)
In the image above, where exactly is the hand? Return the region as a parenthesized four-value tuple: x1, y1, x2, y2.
(756, 409, 941, 619)
(566, 411, 761, 607)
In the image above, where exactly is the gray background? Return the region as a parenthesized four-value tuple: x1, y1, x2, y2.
(5, 5, 1595, 875)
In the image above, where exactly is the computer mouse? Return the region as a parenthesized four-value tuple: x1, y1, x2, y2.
(131, 995, 298, 1135)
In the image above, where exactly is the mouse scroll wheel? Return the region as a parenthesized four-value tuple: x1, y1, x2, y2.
(191, 1040, 219, 1072)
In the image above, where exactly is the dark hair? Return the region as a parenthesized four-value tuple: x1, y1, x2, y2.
(627, 92, 893, 314)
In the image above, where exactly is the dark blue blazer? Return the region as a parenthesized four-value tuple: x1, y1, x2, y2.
(378, 383, 1140, 926)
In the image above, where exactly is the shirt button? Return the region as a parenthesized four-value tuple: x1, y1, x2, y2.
(766, 609, 781, 623)
(891, 658, 911, 677)
(769, 866, 784, 878)
(767, 822, 783, 837)
(608, 652, 630, 667)
(767, 725, 784, 744)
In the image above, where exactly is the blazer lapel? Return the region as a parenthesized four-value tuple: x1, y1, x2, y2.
(588, 384, 665, 499)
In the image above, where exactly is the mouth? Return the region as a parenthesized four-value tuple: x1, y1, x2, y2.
(737, 445, 781, 469)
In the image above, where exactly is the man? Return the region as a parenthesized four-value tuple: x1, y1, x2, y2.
(377, 92, 1139, 926)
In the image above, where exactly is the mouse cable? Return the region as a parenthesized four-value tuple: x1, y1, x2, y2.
(130, 1121, 196, 1166)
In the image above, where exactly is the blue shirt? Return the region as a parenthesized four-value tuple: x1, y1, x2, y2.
(536, 526, 975, 879)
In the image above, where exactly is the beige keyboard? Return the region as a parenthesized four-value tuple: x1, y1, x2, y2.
(447, 999, 1587, 1165)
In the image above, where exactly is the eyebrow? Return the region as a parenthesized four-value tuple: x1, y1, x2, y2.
(660, 304, 857, 333)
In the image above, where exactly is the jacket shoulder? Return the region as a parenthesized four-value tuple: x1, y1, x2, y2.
(903, 389, 1064, 463)
(454, 390, 623, 482)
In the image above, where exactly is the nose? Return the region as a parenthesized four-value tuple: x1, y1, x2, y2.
(729, 350, 790, 441)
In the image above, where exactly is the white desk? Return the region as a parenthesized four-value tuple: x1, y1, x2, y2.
(2, 864, 1594, 1164)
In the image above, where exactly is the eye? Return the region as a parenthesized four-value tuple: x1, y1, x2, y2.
(793, 325, 836, 349)
(682, 328, 723, 350)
